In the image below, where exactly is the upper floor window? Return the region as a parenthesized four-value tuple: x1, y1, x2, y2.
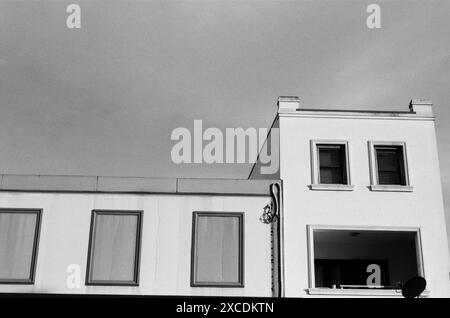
(86, 210, 142, 286)
(368, 142, 412, 192)
(318, 144, 347, 184)
(310, 140, 353, 191)
(0, 209, 42, 284)
(375, 145, 406, 185)
(191, 212, 244, 287)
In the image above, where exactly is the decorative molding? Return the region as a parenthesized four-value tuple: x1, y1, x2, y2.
(278, 110, 434, 121)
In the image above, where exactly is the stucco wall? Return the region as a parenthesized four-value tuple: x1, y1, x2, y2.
(279, 115, 450, 297)
(0, 192, 272, 296)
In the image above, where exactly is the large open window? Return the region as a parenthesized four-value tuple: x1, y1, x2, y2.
(308, 226, 423, 291)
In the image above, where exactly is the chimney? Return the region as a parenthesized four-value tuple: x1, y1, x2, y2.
(278, 96, 300, 112)
(409, 99, 433, 116)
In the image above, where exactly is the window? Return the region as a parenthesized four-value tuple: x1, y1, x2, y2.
(0, 209, 41, 284)
(375, 146, 406, 185)
(318, 145, 347, 184)
(308, 226, 424, 294)
(191, 212, 244, 287)
(368, 142, 412, 191)
(315, 259, 390, 288)
(86, 210, 142, 286)
(310, 140, 352, 190)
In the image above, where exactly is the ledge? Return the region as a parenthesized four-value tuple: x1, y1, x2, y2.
(309, 184, 354, 191)
(307, 288, 430, 297)
(369, 185, 414, 192)
(0, 174, 279, 196)
(278, 108, 434, 121)
(177, 178, 278, 195)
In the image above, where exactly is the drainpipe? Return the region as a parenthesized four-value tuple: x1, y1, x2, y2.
(264, 181, 285, 297)
(277, 180, 285, 297)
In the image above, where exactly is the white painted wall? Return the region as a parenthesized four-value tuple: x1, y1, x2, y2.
(0, 192, 272, 296)
(279, 115, 450, 297)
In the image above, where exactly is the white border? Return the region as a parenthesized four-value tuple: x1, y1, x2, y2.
(306, 225, 426, 296)
(309, 140, 354, 191)
(368, 141, 413, 192)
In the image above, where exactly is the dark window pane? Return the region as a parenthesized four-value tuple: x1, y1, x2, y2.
(315, 259, 389, 288)
(320, 167, 344, 184)
(319, 148, 342, 168)
(313, 230, 419, 289)
(377, 150, 400, 172)
(318, 145, 347, 184)
(375, 146, 406, 185)
(378, 171, 401, 185)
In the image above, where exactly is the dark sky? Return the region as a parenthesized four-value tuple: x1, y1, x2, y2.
(1, 1, 449, 238)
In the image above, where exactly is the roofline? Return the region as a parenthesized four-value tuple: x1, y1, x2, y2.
(278, 108, 434, 121)
(247, 115, 279, 179)
(0, 174, 278, 196)
(297, 108, 414, 114)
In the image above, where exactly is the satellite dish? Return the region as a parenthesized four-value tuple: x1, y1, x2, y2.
(401, 276, 426, 298)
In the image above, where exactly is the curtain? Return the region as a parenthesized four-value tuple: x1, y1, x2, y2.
(90, 213, 138, 282)
(195, 215, 240, 284)
(0, 212, 38, 280)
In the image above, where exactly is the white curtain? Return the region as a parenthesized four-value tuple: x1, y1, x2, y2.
(0, 212, 38, 280)
(90, 214, 138, 282)
(195, 215, 240, 284)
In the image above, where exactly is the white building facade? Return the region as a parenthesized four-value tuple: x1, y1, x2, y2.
(0, 178, 276, 296)
(0, 97, 449, 297)
(259, 97, 450, 297)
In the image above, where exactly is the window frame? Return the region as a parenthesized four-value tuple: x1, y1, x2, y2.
(306, 225, 425, 293)
(85, 209, 143, 286)
(310, 140, 353, 191)
(0, 208, 42, 285)
(190, 211, 245, 288)
(368, 141, 413, 192)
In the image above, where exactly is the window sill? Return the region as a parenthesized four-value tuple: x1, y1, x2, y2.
(309, 184, 354, 191)
(0, 280, 35, 285)
(369, 185, 414, 192)
(85, 281, 139, 286)
(191, 284, 245, 288)
(307, 288, 430, 297)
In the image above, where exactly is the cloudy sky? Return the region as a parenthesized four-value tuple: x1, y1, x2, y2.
(1, 1, 449, 235)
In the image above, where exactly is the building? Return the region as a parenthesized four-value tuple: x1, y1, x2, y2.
(0, 97, 449, 297)
(251, 97, 450, 297)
